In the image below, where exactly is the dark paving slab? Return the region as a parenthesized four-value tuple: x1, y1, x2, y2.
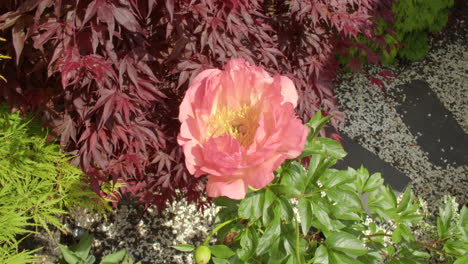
(394, 80, 468, 167)
(333, 133, 411, 192)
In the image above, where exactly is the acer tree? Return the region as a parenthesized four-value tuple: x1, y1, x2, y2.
(0, 0, 394, 209)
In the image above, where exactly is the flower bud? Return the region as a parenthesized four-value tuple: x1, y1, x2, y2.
(194, 245, 211, 264)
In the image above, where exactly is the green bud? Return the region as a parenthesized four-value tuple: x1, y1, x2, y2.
(194, 245, 211, 264)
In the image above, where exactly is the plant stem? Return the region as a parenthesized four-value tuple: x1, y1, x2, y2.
(294, 214, 302, 263)
(203, 217, 239, 246)
(365, 236, 389, 258)
(366, 233, 392, 238)
(414, 241, 460, 258)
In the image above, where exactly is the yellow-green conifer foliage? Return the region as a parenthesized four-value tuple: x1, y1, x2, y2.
(0, 104, 108, 263)
(0, 37, 10, 82)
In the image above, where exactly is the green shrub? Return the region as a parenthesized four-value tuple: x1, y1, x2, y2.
(174, 112, 468, 264)
(0, 104, 109, 264)
(342, 0, 454, 66)
(393, 0, 454, 61)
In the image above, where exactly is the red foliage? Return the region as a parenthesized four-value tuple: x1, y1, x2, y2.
(0, 0, 394, 210)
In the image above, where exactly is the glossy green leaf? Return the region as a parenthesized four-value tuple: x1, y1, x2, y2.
(305, 111, 332, 139)
(398, 224, 414, 242)
(209, 245, 235, 259)
(256, 214, 281, 255)
(454, 254, 468, 264)
(280, 161, 307, 194)
(70, 231, 93, 259)
(262, 188, 277, 225)
(213, 196, 240, 208)
(212, 257, 230, 264)
(311, 201, 332, 231)
(237, 227, 258, 261)
(397, 187, 413, 213)
(239, 191, 264, 221)
(171, 244, 195, 252)
(325, 232, 367, 256)
(306, 154, 324, 184)
(316, 137, 347, 160)
(278, 196, 294, 222)
(298, 198, 313, 235)
(312, 245, 329, 264)
(392, 227, 402, 244)
(320, 169, 353, 189)
(269, 184, 301, 198)
(329, 250, 364, 264)
(363, 172, 383, 193)
(100, 250, 127, 264)
(58, 244, 81, 264)
(326, 188, 362, 210)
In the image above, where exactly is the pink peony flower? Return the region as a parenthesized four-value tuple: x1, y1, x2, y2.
(178, 58, 309, 200)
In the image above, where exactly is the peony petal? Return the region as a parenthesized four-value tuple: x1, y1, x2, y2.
(206, 176, 247, 200)
(178, 58, 308, 199)
(179, 69, 221, 121)
(277, 75, 298, 107)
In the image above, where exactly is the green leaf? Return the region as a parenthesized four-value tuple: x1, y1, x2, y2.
(262, 188, 277, 225)
(238, 190, 264, 221)
(277, 196, 294, 222)
(212, 257, 231, 264)
(311, 201, 333, 231)
(454, 254, 468, 264)
(237, 227, 258, 261)
(325, 232, 367, 256)
(256, 214, 281, 255)
(299, 138, 336, 160)
(209, 245, 235, 259)
(320, 169, 353, 189)
(269, 184, 301, 198)
(326, 188, 362, 210)
(100, 250, 127, 264)
(397, 187, 413, 213)
(69, 231, 93, 259)
(329, 250, 364, 264)
(298, 198, 313, 235)
(58, 244, 82, 264)
(460, 205, 467, 228)
(213, 197, 240, 208)
(171, 244, 195, 252)
(387, 245, 396, 256)
(398, 224, 414, 242)
(311, 245, 329, 264)
(363, 172, 383, 193)
(392, 227, 402, 244)
(368, 186, 398, 220)
(86, 255, 96, 264)
(280, 161, 307, 194)
(357, 252, 382, 264)
(316, 137, 347, 160)
(306, 154, 324, 185)
(305, 111, 332, 139)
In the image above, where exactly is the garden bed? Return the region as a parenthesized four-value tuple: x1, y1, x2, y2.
(28, 3, 468, 264)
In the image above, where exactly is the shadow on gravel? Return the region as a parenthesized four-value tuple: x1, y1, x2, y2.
(394, 80, 468, 168)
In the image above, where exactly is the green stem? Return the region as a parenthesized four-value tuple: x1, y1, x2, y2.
(365, 233, 461, 258)
(414, 241, 461, 258)
(203, 218, 239, 246)
(366, 236, 389, 258)
(294, 214, 301, 263)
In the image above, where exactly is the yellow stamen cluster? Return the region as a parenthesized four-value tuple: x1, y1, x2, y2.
(207, 105, 260, 147)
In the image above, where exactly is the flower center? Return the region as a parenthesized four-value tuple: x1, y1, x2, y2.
(207, 105, 260, 147)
